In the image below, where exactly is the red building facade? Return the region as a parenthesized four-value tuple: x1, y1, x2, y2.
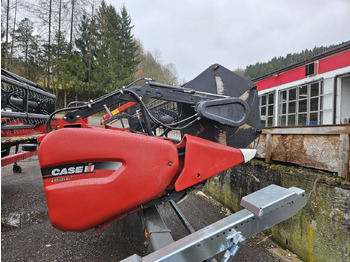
(254, 42, 350, 127)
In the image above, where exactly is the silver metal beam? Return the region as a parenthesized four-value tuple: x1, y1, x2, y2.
(122, 185, 307, 262)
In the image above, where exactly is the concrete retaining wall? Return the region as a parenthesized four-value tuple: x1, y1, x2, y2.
(203, 160, 350, 262)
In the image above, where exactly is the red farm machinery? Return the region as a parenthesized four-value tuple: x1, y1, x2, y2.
(1, 65, 307, 261)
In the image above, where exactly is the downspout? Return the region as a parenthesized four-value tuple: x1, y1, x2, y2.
(333, 76, 337, 124)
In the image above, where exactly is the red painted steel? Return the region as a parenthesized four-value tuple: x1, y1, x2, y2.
(1, 118, 61, 137)
(1, 150, 38, 167)
(102, 101, 136, 122)
(38, 128, 246, 232)
(39, 128, 180, 232)
(1, 119, 47, 137)
(175, 135, 244, 191)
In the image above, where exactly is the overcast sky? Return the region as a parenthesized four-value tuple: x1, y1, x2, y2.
(107, 0, 350, 82)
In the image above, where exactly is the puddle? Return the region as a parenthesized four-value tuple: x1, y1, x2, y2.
(1, 211, 48, 232)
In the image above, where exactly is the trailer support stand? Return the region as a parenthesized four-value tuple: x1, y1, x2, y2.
(142, 205, 175, 252)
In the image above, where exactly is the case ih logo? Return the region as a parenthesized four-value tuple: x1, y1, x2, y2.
(41, 161, 122, 180)
(51, 163, 95, 176)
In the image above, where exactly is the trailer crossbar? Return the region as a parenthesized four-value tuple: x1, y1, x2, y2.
(122, 185, 307, 262)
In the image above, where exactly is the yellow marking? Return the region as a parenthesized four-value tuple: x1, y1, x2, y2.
(111, 108, 120, 115)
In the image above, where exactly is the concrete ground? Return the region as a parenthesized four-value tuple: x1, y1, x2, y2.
(1, 152, 301, 261)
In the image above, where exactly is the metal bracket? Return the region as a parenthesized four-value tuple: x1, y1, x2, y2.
(103, 104, 112, 117)
(221, 231, 246, 262)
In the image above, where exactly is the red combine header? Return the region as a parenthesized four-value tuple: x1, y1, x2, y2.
(2, 65, 307, 261)
(36, 64, 261, 231)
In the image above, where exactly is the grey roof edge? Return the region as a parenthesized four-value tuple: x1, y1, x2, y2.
(252, 40, 350, 82)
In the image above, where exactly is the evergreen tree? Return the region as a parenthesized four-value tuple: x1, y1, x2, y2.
(119, 5, 139, 83)
(75, 8, 99, 99)
(13, 18, 42, 80)
(91, 1, 140, 94)
(75, 14, 92, 81)
(27, 34, 43, 82)
(1, 23, 7, 67)
(244, 45, 336, 80)
(51, 33, 87, 106)
(60, 49, 87, 103)
(92, 0, 122, 94)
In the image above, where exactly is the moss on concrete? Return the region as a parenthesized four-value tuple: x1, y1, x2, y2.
(203, 160, 350, 262)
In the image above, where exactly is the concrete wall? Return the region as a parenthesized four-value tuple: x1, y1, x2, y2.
(203, 160, 350, 262)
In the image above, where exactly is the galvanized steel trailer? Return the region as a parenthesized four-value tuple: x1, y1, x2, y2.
(123, 185, 307, 262)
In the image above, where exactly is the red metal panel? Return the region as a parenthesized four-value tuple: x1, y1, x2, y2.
(256, 50, 350, 91)
(1, 118, 61, 137)
(174, 135, 244, 191)
(1, 150, 38, 167)
(102, 101, 136, 122)
(256, 66, 305, 91)
(39, 128, 179, 232)
(318, 50, 350, 74)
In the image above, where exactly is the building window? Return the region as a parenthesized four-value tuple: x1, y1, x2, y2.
(298, 85, 308, 125)
(278, 81, 323, 126)
(305, 63, 317, 76)
(260, 92, 275, 127)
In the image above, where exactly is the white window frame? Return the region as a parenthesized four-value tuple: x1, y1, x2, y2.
(259, 92, 275, 127)
(278, 80, 324, 126)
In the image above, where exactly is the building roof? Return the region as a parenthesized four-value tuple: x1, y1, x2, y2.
(252, 41, 350, 82)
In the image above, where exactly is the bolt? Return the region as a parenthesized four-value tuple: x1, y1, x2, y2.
(168, 161, 173, 166)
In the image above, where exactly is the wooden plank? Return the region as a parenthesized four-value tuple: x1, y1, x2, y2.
(265, 132, 272, 163)
(338, 134, 350, 178)
(1, 135, 41, 147)
(262, 125, 350, 135)
(252, 131, 342, 174)
(270, 134, 339, 172)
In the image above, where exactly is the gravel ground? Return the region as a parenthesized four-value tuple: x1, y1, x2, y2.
(1, 153, 297, 262)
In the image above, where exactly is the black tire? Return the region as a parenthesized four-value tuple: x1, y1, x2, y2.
(22, 144, 37, 152)
(13, 164, 22, 173)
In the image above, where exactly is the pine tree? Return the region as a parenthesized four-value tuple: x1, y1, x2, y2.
(60, 49, 87, 104)
(51, 33, 86, 106)
(92, 1, 119, 93)
(90, 1, 140, 95)
(75, 3, 99, 100)
(75, 14, 92, 81)
(119, 5, 139, 84)
(244, 45, 336, 79)
(13, 18, 38, 79)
